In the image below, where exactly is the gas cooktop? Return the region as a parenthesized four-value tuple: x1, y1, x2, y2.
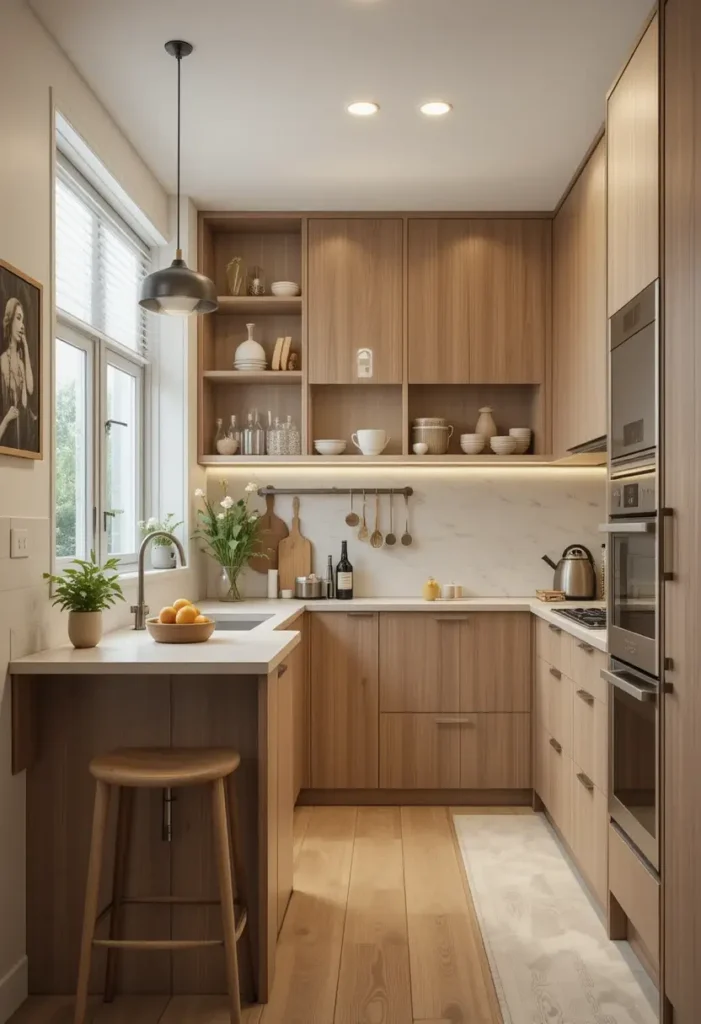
(554, 607, 607, 630)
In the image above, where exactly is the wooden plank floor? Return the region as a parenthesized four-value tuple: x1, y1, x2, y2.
(10, 806, 505, 1024)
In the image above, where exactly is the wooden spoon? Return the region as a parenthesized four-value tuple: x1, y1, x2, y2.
(370, 492, 383, 548)
(345, 489, 359, 528)
(401, 492, 413, 547)
(358, 490, 369, 542)
(385, 492, 397, 546)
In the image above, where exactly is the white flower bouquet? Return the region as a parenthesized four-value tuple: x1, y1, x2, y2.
(192, 482, 262, 601)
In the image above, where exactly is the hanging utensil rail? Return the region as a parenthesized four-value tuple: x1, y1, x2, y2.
(257, 486, 413, 497)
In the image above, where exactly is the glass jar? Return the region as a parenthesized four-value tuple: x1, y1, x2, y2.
(283, 415, 301, 455)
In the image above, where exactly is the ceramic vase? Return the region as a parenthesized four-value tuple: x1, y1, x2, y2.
(475, 406, 497, 440)
(68, 611, 103, 649)
(151, 543, 176, 569)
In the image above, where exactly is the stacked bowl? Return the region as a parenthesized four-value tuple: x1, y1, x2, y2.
(460, 433, 485, 455)
(490, 435, 518, 455)
(509, 427, 532, 454)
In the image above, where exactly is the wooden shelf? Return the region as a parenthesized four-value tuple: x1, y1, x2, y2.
(215, 296, 302, 315)
(199, 454, 601, 467)
(203, 370, 302, 385)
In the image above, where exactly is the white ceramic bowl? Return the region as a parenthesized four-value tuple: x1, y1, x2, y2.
(413, 442, 429, 455)
(490, 435, 518, 455)
(509, 427, 532, 454)
(216, 437, 238, 456)
(314, 439, 347, 456)
(461, 441, 485, 455)
(271, 281, 301, 297)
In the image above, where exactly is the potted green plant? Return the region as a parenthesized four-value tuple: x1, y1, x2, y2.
(138, 513, 184, 569)
(192, 482, 263, 601)
(43, 551, 125, 648)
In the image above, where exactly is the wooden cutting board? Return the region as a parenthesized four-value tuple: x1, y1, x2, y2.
(278, 496, 312, 592)
(249, 493, 289, 573)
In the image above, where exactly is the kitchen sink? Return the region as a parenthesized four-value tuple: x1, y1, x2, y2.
(214, 615, 274, 632)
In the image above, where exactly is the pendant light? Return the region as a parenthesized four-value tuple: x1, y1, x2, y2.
(139, 40, 217, 316)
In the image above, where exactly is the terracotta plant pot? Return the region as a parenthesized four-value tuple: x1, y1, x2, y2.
(67, 611, 103, 649)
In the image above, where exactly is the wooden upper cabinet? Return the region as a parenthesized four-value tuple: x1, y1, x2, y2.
(407, 218, 549, 384)
(309, 613, 379, 789)
(467, 220, 549, 384)
(379, 613, 461, 712)
(461, 612, 531, 712)
(407, 219, 471, 382)
(307, 218, 403, 383)
(552, 138, 607, 454)
(607, 14, 659, 316)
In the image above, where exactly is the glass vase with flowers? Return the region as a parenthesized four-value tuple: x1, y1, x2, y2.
(192, 482, 263, 601)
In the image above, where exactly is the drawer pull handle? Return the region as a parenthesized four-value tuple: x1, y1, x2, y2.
(577, 642, 595, 654)
(575, 688, 595, 705)
(434, 716, 474, 725)
(549, 737, 562, 754)
(434, 615, 469, 622)
(347, 612, 375, 618)
(548, 624, 562, 634)
(549, 667, 562, 680)
(278, 663, 288, 677)
(576, 771, 595, 791)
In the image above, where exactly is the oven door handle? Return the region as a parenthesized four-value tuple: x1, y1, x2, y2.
(598, 522, 656, 534)
(601, 668, 658, 702)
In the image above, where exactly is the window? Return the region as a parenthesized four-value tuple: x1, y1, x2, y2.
(54, 156, 151, 570)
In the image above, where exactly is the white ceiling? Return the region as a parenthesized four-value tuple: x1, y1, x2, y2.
(30, 0, 652, 211)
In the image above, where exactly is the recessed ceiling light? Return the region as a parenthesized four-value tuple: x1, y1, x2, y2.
(347, 101, 380, 117)
(420, 101, 453, 117)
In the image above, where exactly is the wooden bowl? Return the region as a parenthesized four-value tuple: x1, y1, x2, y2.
(145, 617, 216, 644)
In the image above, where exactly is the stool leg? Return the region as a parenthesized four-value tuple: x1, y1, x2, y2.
(211, 778, 242, 1024)
(227, 773, 256, 1003)
(104, 786, 133, 1002)
(75, 780, 111, 1024)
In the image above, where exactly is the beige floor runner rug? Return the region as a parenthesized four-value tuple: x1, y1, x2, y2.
(453, 813, 658, 1024)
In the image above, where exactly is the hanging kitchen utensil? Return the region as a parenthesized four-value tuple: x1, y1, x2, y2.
(370, 491, 383, 548)
(345, 489, 360, 528)
(248, 492, 289, 573)
(385, 491, 397, 546)
(358, 490, 369, 542)
(401, 492, 413, 546)
(278, 496, 312, 593)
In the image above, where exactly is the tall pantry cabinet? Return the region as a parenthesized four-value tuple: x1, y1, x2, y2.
(663, 0, 701, 1020)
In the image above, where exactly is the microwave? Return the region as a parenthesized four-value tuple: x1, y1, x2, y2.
(609, 281, 658, 473)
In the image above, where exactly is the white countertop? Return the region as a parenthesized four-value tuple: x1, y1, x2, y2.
(10, 596, 606, 676)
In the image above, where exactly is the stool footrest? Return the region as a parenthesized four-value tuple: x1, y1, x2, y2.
(94, 939, 223, 951)
(122, 896, 222, 906)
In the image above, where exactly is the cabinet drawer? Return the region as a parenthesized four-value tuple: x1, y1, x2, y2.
(379, 714, 460, 789)
(572, 687, 608, 794)
(535, 656, 573, 754)
(535, 725, 551, 808)
(609, 822, 660, 969)
(570, 640, 608, 703)
(379, 613, 460, 712)
(571, 763, 608, 908)
(535, 617, 573, 677)
(460, 713, 531, 789)
(547, 733, 572, 845)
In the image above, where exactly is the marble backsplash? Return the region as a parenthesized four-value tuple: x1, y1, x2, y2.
(206, 466, 607, 599)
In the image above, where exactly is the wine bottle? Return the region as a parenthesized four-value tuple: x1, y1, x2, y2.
(336, 541, 354, 600)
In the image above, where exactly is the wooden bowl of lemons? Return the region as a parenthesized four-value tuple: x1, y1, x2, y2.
(146, 598, 216, 644)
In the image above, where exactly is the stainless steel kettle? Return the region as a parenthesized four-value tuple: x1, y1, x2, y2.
(542, 544, 597, 600)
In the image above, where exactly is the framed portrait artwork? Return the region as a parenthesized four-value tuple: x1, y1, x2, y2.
(0, 259, 42, 459)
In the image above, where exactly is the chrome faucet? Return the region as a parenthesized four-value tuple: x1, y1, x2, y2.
(132, 531, 187, 630)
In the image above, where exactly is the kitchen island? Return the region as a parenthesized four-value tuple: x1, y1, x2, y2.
(9, 614, 303, 1004)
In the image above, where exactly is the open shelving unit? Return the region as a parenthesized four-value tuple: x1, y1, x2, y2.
(197, 213, 604, 468)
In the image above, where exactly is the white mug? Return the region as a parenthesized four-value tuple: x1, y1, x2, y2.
(352, 429, 389, 455)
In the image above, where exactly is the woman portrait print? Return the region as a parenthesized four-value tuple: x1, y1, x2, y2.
(0, 261, 42, 458)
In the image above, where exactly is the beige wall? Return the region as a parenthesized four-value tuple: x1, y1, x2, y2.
(0, 3, 203, 1018)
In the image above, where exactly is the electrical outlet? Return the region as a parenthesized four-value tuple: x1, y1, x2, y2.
(10, 528, 29, 559)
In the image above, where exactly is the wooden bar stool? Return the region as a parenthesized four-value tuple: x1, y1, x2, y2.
(74, 747, 253, 1024)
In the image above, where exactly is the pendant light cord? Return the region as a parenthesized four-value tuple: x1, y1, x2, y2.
(176, 49, 181, 254)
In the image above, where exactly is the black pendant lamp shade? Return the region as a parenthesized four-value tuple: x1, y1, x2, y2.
(139, 40, 217, 316)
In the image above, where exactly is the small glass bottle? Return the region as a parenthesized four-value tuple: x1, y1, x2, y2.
(250, 407, 266, 456)
(242, 412, 254, 456)
(227, 415, 241, 453)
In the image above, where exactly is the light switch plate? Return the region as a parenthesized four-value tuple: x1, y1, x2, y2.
(10, 528, 29, 559)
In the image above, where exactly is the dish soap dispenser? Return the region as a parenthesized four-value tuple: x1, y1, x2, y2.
(422, 577, 441, 602)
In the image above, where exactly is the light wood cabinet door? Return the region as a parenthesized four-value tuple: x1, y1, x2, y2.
(460, 612, 531, 712)
(570, 764, 608, 907)
(459, 713, 531, 789)
(548, 739, 572, 846)
(607, 15, 659, 316)
(407, 219, 471, 382)
(277, 659, 295, 930)
(308, 218, 403, 383)
(380, 714, 461, 789)
(552, 138, 607, 453)
(290, 617, 310, 800)
(572, 687, 608, 795)
(535, 656, 573, 756)
(407, 219, 549, 384)
(379, 613, 461, 712)
(535, 725, 551, 808)
(467, 219, 549, 384)
(310, 612, 379, 788)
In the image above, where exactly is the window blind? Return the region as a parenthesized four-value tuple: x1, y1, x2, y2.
(55, 157, 151, 355)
